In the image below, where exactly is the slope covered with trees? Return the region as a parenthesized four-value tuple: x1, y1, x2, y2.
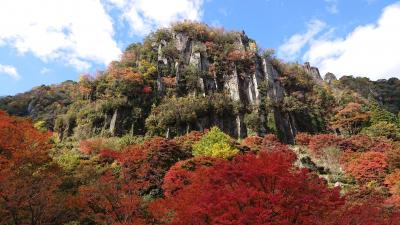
(1, 22, 400, 224)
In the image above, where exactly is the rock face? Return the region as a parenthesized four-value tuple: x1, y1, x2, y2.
(324, 72, 337, 84)
(5, 25, 323, 144)
(304, 62, 322, 81)
(154, 31, 320, 143)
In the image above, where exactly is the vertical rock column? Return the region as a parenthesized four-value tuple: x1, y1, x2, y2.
(262, 58, 295, 144)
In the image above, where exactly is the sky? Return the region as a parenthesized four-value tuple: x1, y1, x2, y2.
(0, 0, 399, 96)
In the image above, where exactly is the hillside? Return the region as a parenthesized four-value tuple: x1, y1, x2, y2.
(1, 22, 400, 224)
(4, 22, 397, 143)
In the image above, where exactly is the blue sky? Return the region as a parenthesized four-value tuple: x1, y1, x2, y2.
(1, 0, 399, 96)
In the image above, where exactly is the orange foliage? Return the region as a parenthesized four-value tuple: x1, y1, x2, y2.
(108, 64, 143, 82)
(162, 76, 177, 87)
(226, 49, 246, 61)
(241, 135, 263, 151)
(241, 134, 287, 152)
(295, 132, 312, 145)
(79, 138, 109, 155)
(345, 151, 388, 184)
(330, 102, 370, 135)
(0, 111, 68, 224)
(385, 170, 400, 207)
(386, 147, 400, 171)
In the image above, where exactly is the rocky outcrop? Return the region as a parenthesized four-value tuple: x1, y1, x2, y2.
(154, 31, 311, 143)
(304, 62, 322, 81)
(324, 72, 337, 84)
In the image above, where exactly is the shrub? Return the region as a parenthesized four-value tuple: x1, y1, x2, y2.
(162, 157, 223, 197)
(308, 134, 343, 157)
(174, 131, 203, 153)
(295, 132, 312, 146)
(192, 127, 239, 159)
(363, 121, 400, 140)
(118, 137, 191, 197)
(79, 138, 111, 155)
(241, 136, 263, 151)
(151, 150, 343, 224)
(345, 151, 388, 185)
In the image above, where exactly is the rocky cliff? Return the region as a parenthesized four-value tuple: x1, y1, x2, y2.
(0, 22, 330, 144)
(152, 26, 323, 143)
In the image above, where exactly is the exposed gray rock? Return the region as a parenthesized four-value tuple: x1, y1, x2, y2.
(324, 72, 337, 84)
(153, 30, 325, 142)
(224, 65, 241, 101)
(304, 62, 322, 81)
(109, 109, 118, 135)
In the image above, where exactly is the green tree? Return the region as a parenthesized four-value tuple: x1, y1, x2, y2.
(370, 104, 397, 125)
(362, 121, 400, 140)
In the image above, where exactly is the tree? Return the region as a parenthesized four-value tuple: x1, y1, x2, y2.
(76, 172, 147, 225)
(118, 137, 191, 197)
(370, 104, 397, 125)
(0, 111, 70, 225)
(362, 121, 400, 140)
(385, 169, 400, 207)
(345, 151, 388, 185)
(330, 102, 370, 135)
(162, 157, 223, 197)
(192, 127, 239, 159)
(151, 150, 343, 224)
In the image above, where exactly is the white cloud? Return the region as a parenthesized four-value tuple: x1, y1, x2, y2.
(278, 20, 326, 60)
(108, 0, 204, 35)
(0, 0, 122, 71)
(0, 64, 20, 80)
(304, 2, 400, 80)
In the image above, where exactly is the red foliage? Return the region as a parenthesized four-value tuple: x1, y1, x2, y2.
(332, 201, 400, 225)
(79, 138, 108, 155)
(76, 172, 147, 225)
(174, 131, 203, 153)
(345, 151, 388, 184)
(308, 134, 343, 157)
(99, 149, 121, 163)
(162, 157, 223, 197)
(329, 187, 400, 224)
(142, 85, 152, 94)
(119, 137, 191, 196)
(241, 134, 288, 153)
(386, 147, 400, 171)
(241, 135, 263, 151)
(295, 132, 312, 146)
(0, 111, 68, 224)
(338, 134, 374, 152)
(370, 138, 395, 153)
(151, 150, 343, 224)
